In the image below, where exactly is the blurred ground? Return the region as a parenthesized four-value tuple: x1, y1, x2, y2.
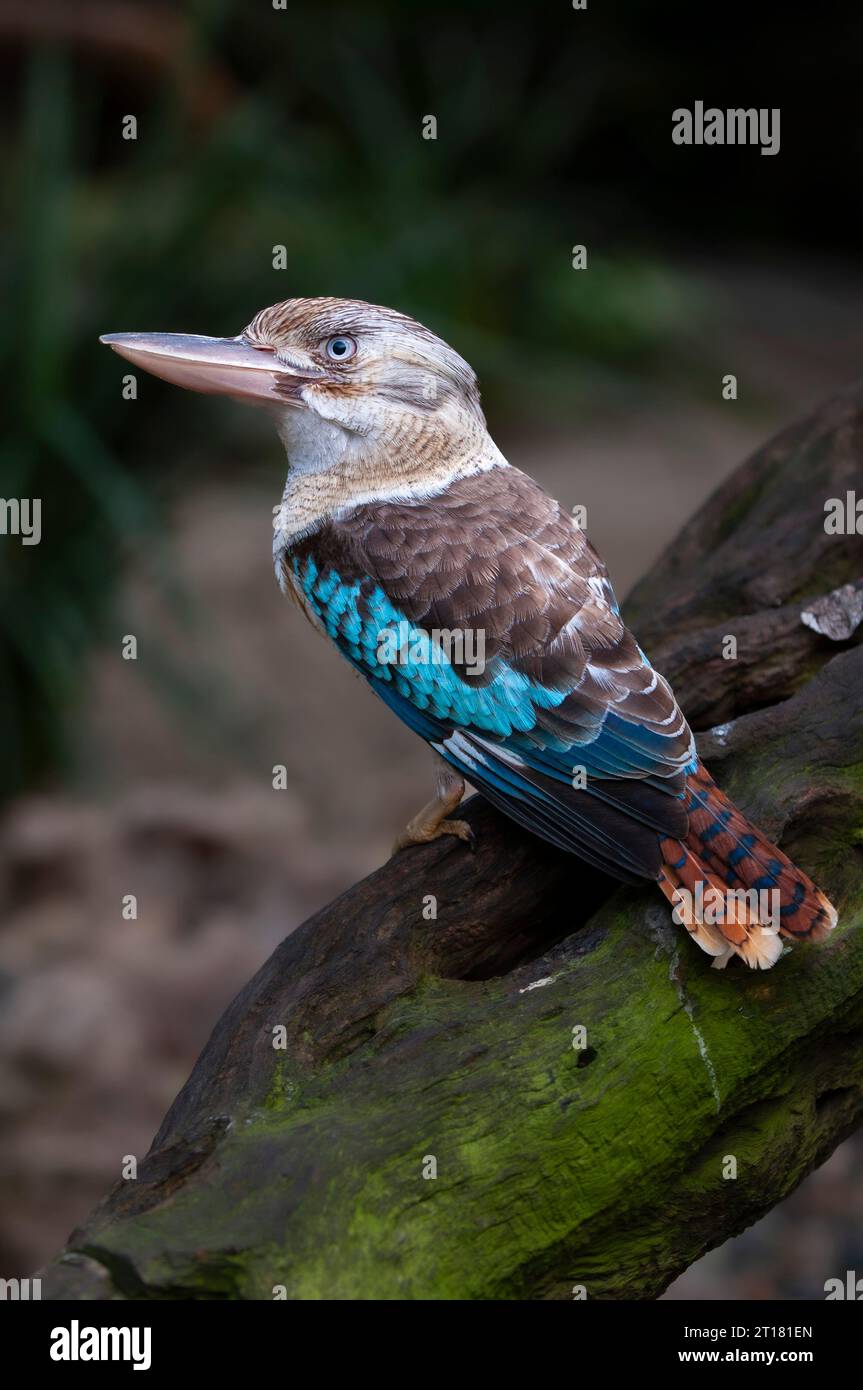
(2, 263, 863, 1289)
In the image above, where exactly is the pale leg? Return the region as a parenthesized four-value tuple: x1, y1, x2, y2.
(392, 757, 474, 853)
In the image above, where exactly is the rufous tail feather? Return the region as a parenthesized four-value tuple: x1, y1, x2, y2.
(658, 760, 837, 970)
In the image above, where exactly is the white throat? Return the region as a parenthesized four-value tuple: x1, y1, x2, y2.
(270, 400, 510, 552)
(274, 407, 357, 477)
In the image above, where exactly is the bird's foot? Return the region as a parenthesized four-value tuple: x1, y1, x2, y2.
(392, 816, 475, 854)
(391, 765, 473, 854)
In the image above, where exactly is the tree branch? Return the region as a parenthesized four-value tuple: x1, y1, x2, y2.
(43, 387, 863, 1301)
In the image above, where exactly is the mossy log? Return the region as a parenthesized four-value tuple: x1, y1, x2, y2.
(43, 388, 863, 1300)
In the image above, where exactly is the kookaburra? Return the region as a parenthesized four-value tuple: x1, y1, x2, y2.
(101, 297, 837, 969)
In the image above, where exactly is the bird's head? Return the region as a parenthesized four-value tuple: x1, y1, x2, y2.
(101, 297, 490, 484)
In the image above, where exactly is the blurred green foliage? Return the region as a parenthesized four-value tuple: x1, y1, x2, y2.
(0, 1, 703, 800)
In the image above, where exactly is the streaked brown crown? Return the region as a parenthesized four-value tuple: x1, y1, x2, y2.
(243, 296, 481, 411)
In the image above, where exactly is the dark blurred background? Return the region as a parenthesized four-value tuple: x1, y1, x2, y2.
(1, 0, 862, 1294)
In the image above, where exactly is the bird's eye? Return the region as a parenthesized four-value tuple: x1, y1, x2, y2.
(325, 335, 357, 362)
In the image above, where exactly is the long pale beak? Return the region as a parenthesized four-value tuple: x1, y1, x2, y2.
(99, 332, 304, 404)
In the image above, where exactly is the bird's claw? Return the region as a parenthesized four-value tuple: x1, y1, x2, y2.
(392, 817, 476, 854)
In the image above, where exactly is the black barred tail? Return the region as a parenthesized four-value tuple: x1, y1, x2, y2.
(658, 760, 837, 970)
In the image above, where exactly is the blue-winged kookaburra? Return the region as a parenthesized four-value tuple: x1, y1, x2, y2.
(101, 298, 836, 969)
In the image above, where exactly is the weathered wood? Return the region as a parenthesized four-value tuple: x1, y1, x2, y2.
(42, 387, 863, 1300)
